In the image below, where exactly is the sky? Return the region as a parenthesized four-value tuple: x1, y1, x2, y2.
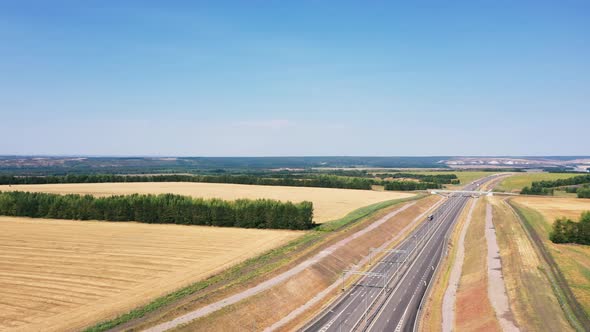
(1, 1, 589, 156)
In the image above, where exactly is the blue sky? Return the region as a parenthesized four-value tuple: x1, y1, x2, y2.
(1, 1, 589, 156)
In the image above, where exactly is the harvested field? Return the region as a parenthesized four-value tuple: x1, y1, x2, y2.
(0, 182, 414, 223)
(0, 216, 300, 332)
(513, 196, 590, 224)
(512, 196, 590, 315)
(496, 173, 577, 193)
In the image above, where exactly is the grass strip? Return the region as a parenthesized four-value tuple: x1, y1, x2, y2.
(316, 195, 423, 232)
(85, 195, 423, 332)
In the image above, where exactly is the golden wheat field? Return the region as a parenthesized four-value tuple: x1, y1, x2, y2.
(513, 196, 590, 222)
(0, 182, 414, 223)
(0, 216, 300, 332)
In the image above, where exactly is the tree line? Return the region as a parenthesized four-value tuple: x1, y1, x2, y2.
(550, 211, 590, 245)
(0, 191, 314, 230)
(521, 174, 590, 198)
(0, 173, 452, 192)
(375, 173, 459, 185)
(0, 174, 373, 190)
(520, 186, 555, 196)
(383, 181, 442, 191)
(577, 186, 590, 198)
(534, 174, 590, 187)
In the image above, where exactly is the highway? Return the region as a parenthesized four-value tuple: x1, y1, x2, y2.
(304, 175, 500, 332)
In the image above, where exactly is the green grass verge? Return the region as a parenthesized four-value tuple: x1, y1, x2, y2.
(316, 195, 423, 232)
(84, 195, 423, 332)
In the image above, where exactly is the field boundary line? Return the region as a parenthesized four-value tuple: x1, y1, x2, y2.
(506, 199, 589, 332)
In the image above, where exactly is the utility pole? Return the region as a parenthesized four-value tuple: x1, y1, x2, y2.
(343, 269, 387, 326)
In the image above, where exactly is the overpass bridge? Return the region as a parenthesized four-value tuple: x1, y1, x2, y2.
(429, 190, 519, 197)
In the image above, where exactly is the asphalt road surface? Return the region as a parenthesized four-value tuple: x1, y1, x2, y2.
(304, 175, 500, 332)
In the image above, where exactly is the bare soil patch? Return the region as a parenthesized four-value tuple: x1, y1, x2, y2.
(455, 199, 501, 331)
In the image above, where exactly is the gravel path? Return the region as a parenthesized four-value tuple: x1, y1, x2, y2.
(485, 203, 520, 332)
(144, 201, 419, 332)
(441, 198, 477, 332)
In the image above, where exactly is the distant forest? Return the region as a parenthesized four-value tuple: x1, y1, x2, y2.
(0, 191, 314, 230)
(0, 174, 374, 190)
(0, 156, 449, 176)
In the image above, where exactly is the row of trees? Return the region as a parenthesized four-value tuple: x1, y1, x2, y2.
(0, 173, 456, 192)
(375, 173, 459, 185)
(564, 185, 590, 198)
(530, 174, 590, 188)
(520, 185, 555, 195)
(521, 174, 590, 196)
(577, 186, 590, 198)
(521, 174, 590, 198)
(0, 174, 373, 190)
(383, 181, 442, 191)
(0, 191, 314, 230)
(550, 212, 590, 244)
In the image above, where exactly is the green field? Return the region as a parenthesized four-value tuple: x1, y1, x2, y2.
(495, 173, 578, 193)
